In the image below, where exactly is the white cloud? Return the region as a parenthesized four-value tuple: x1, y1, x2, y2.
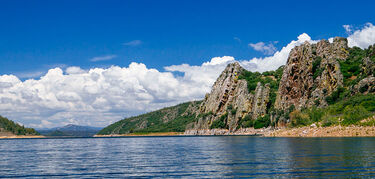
(0, 62, 211, 128)
(343, 24, 353, 33)
(123, 40, 142, 46)
(347, 23, 375, 49)
(15, 71, 46, 79)
(66, 66, 86, 74)
(249, 41, 277, 55)
(90, 55, 117, 62)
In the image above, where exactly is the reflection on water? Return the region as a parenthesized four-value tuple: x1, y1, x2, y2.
(0, 137, 375, 177)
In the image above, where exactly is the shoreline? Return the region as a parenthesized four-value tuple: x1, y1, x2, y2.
(95, 126, 375, 138)
(94, 132, 184, 137)
(0, 135, 45, 139)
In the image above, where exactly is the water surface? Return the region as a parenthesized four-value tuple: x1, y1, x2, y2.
(1, 136, 375, 178)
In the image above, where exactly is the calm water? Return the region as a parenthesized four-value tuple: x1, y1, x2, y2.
(1, 136, 375, 178)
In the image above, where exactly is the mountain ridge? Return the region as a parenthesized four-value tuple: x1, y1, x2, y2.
(38, 124, 102, 137)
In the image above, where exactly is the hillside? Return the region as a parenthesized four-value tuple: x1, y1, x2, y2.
(100, 37, 375, 136)
(0, 116, 40, 136)
(38, 124, 102, 137)
(98, 101, 201, 135)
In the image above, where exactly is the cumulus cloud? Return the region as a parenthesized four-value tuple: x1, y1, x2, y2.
(347, 23, 375, 49)
(0, 62, 214, 128)
(66, 66, 86, 74)
(90, 55, 117, 62)
(249, 41, 278, 55)
(123, 40, 142, 46)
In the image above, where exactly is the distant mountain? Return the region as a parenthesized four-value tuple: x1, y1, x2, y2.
(97, 101, 201, 135)
(0, 116, 39, 136)
(38, 124, 102, 137)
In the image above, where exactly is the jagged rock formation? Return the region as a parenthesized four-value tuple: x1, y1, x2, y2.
(275, 37, 348, 110)
(187, 62, 271, 133)
(101, 37, 375, 135)
(353, 77, 375, 94)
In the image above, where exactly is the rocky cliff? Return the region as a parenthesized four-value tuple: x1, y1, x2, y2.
(186, 62, 275, 134)
(186, 37, 375, 134)
(101, 37, 375, 135)
(275, 37, 348, 110)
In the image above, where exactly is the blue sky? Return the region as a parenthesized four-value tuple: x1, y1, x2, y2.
(1, 0, 375, 128)
(1, 0, 374, 78)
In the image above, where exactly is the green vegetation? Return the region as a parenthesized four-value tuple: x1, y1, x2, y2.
(325, 87, 349, 105)
(253, 115, 270, 129)
(340, 46, 371, 86)
(210, 113, 228, 129)
(98, 101, 202, 135)
(286, 94, 375, 127)
(0, 116, 39, 135)
(312, 57, 323, 80)
(239, 66, 283, 114)
(238, 66, 283, 93)
(238, 114, 271, 129)
(239, 114, 253, 128)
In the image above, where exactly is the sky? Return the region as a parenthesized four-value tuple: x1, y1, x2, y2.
(0, 0, 375, 128)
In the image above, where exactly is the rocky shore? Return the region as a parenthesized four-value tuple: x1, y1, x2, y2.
(185, 125, 375, 137)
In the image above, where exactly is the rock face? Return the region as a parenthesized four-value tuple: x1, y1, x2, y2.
(353, 77, 375, 94)
(275, 37, 348, 110)
(187, 62, 270, 133)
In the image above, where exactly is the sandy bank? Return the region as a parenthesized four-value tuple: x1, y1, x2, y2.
(0, 135, 45, 139)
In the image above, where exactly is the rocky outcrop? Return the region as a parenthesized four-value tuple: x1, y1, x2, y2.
(187, 62, 270, 133)
(362, 57, 375, 76)
(275, 37, 348, 110)
(353, 77, 375, 94)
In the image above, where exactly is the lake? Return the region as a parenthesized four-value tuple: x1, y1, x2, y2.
(1, 136, 375, 178)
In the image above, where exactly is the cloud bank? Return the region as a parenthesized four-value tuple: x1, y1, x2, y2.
(1, 23, 375, 128)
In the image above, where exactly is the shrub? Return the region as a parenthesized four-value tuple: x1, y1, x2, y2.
(307, 107, 324, 122)
(326, 87, 347, 105)
(240, 114, 253, 128)
(254, 115, 270, 129)
(227, 104, 233, 111)
(312, 57, 323, 80)
(321, 116, 338, 127)
(210, 113, 228, 129)
(231, 109, 237, 115)
(342, 106, 370, 125)
(289, 110, 311, 127)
